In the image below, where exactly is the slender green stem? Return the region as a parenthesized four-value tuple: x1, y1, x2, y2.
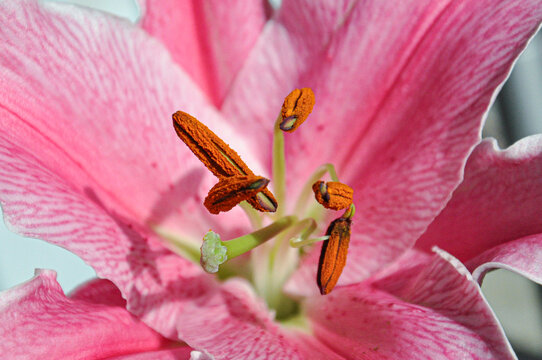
(327, 163, 339, 182)
(287, 218, 318, 248)
(225, 216, 296, 258)
(272, 114, 286, 217)
(293, 163, 340, 214)
(290, 235, 329, 248)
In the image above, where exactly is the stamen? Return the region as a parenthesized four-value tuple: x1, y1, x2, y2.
(172, 111, 277, 213)
(279, 88, 315, 132)
(317, 217, 351, 295)
(204, 175, 270, 214)
(272, 87, 315, 216)
(200, 216, 296, 273)
(312, 181, 353, 210)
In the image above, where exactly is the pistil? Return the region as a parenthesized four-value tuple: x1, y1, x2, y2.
(272, 88, 315, 217)
(200, 216, 297, 273)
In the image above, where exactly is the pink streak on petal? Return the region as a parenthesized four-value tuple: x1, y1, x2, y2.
(469, 233, 542, 285)
(0, 270, 183, 359)
(306, 249, 515, 359)
(138, 0, 267, 106)
(417, 136, 542, 263)
(0, 0, 253, 241)
(267, 0, 542, 283)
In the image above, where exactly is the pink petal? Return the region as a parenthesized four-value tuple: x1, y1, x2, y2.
(0, 0, 254, 241)
(469, 233, 542, 284)
(247, 0, 542, 287)
(416, 136, 542, 277)
(69, 278, 126, 307)
(0, 270, 187, 359)
(138, 0, 267, 106)
(109, 347, 193, 360)
(306, 249, 515, 359)
(109, 348, 193, 360)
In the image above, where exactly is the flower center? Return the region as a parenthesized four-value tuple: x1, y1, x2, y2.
(169, 88, 355, 321)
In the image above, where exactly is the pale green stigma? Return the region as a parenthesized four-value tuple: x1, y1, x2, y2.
(200, 231, 228, 273)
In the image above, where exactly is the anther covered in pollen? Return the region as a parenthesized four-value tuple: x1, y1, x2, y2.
(279, 88, 315, 132)
(172, 111, 277, 213)
(312, 180, 353, 210)
(204, 175, 270, 214)
(317, 204, 355, 295)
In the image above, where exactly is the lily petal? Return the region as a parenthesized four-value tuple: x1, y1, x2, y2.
(109, 348, 193, 360)
(0, 270, 188, 359)
(416, 135, 542, 283)
(69, 278, 127, 307)
(306, 249, 515, 359)
(137, 0, 267, 106)
(469, 234, 542, 285)
(109, 348, 194, 359)
(250, 0, 542, 285)
(0, 0, 254, 239)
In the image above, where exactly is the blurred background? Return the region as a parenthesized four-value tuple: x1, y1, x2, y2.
(0, 1, 541, 358)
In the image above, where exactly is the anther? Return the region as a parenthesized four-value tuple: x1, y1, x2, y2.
(279, 88, 315, 132)
(317, 216, 351, 295)
(172, 111, 277, 213)
(204, 175, 270, 214)
(312, 181, 353, 210)
(172, 111, 250, 178)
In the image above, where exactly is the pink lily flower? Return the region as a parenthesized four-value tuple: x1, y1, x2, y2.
(0, 0, 541, 358)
